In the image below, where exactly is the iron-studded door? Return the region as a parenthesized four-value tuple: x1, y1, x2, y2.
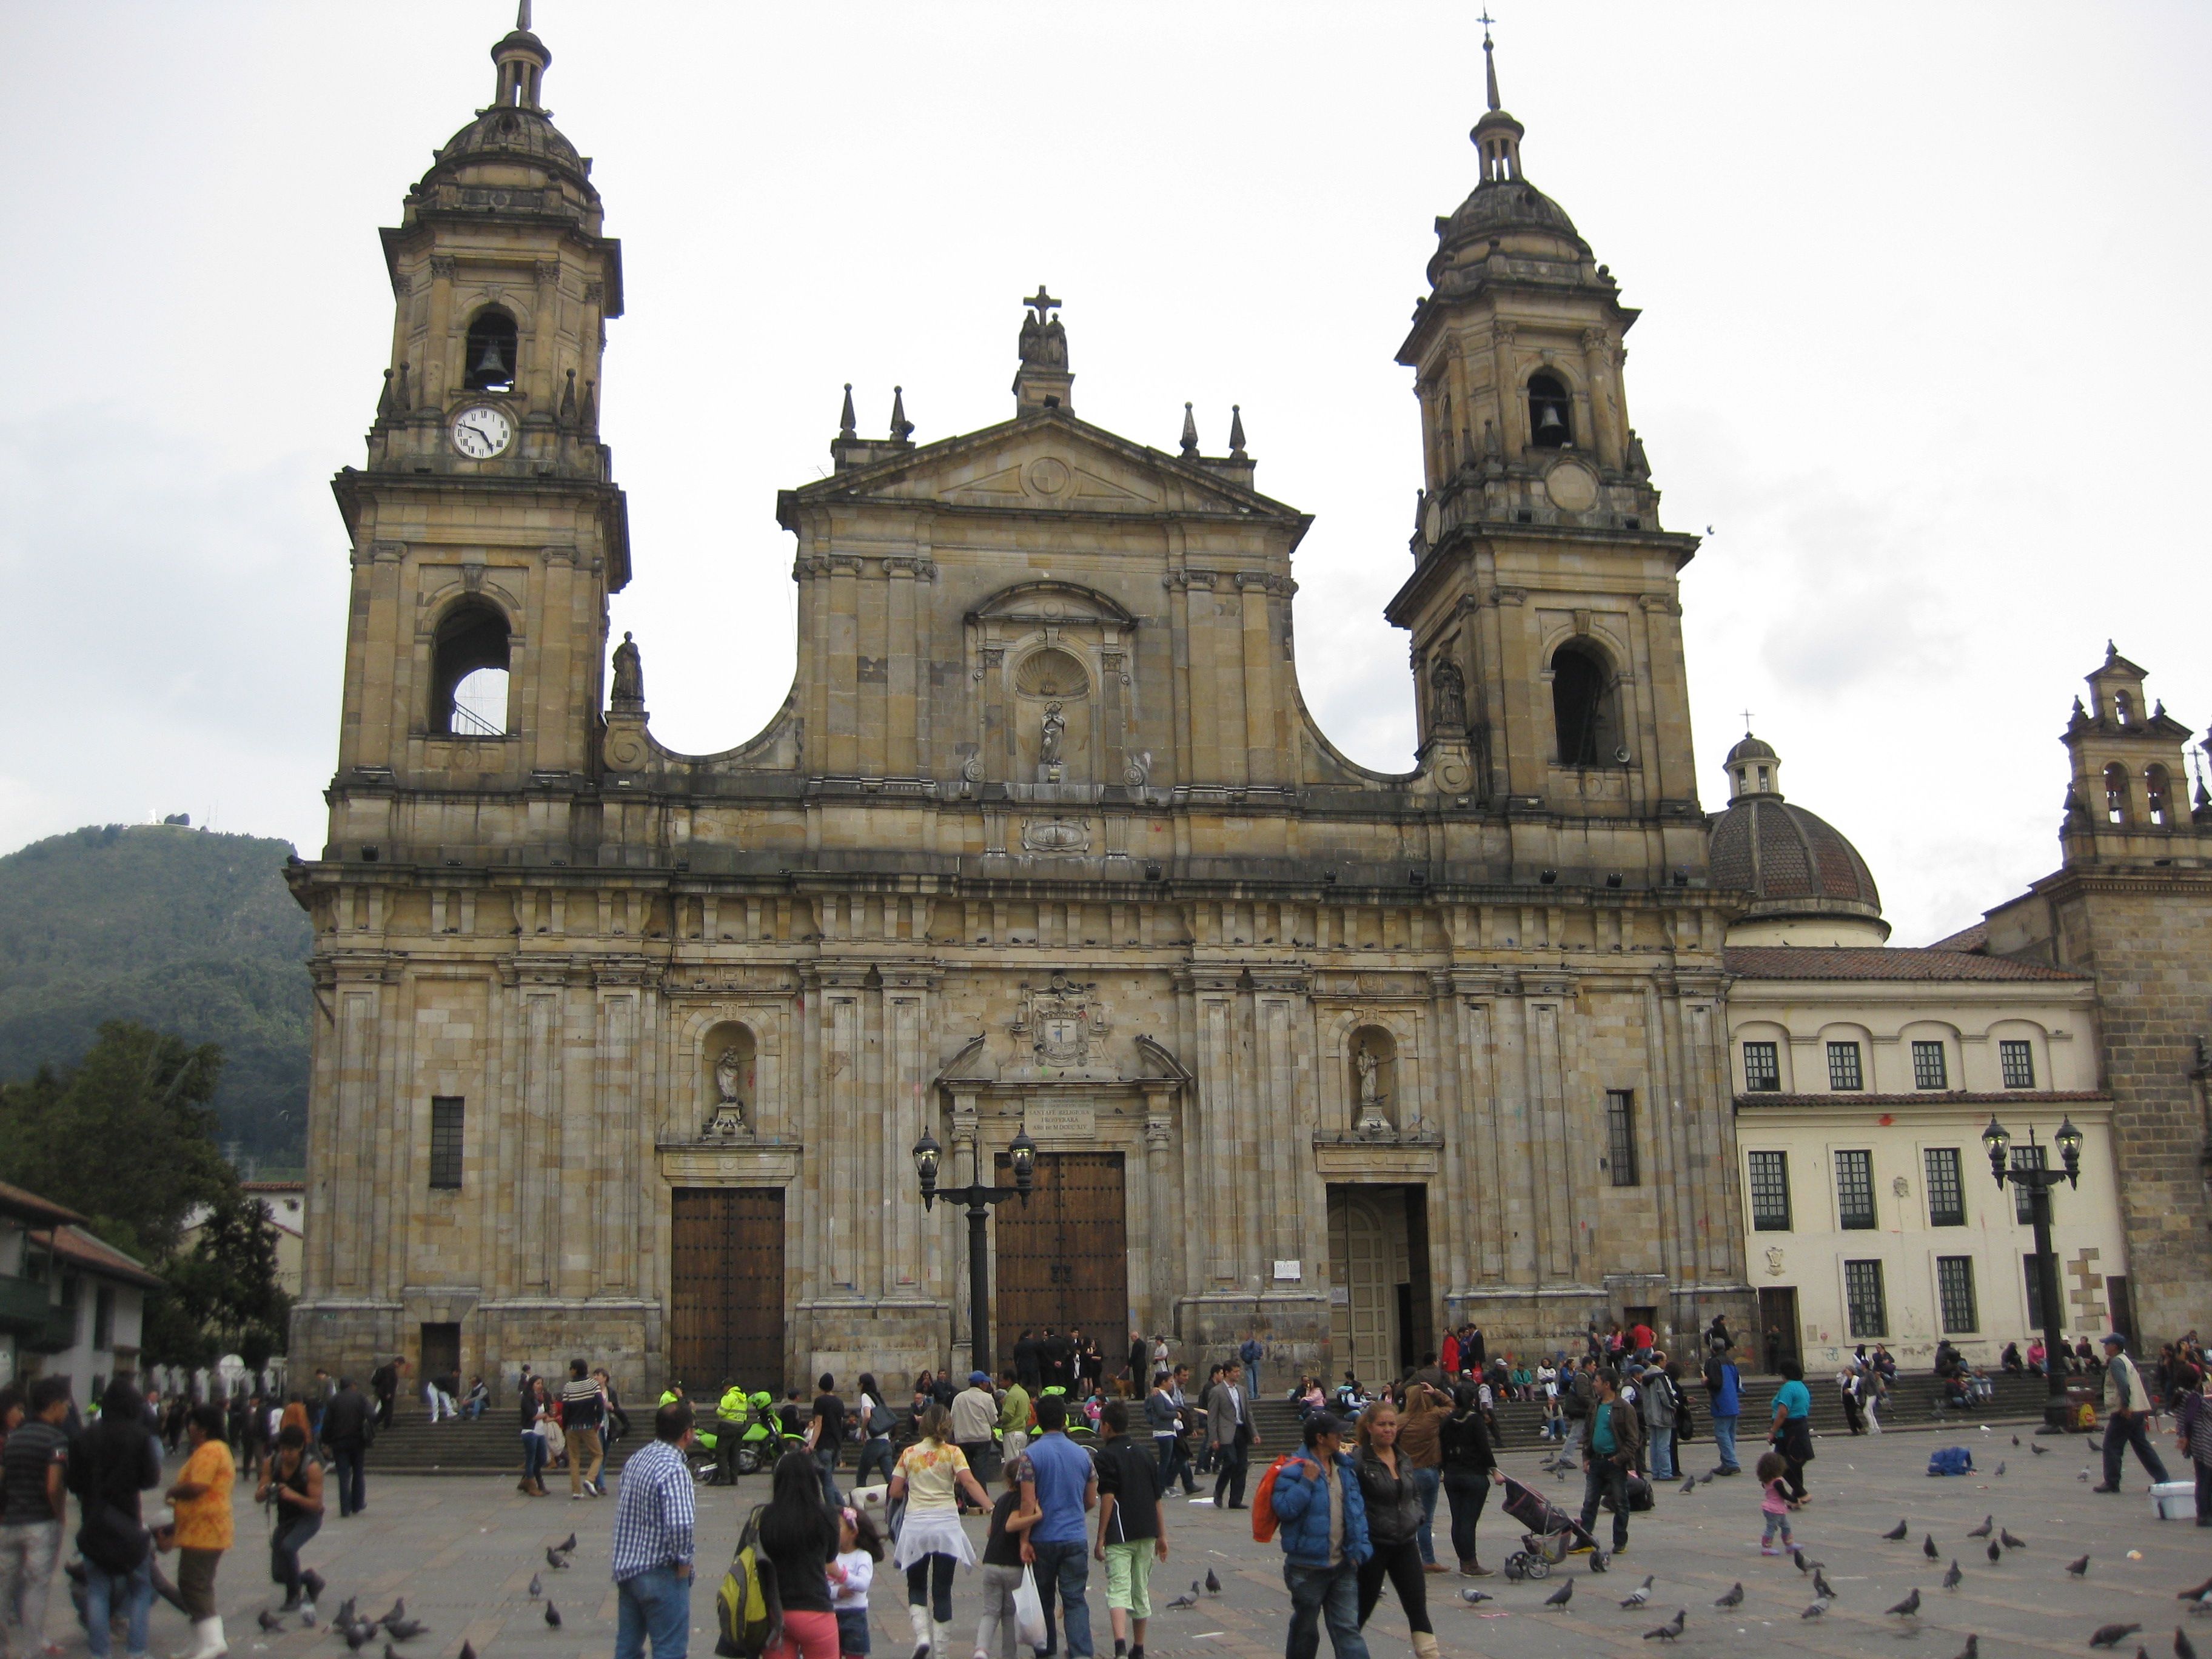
(992, 1151, 1128, 1376)
(669, 1188, 786, 1392)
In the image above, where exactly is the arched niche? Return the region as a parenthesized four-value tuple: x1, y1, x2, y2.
(702, 1020, 757, 1136)
(1348, 1024, 1399, 1138)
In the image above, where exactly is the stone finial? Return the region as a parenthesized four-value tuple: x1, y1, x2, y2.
(1228, 405, 1248, 460)
(579, 378, 597, 432)
(559, 367, 578, 425)
(890, 386, 914, 443)
(839, 383, 856, 439)
(1179, 403, 1200, 459)
(1481, 9, 1501, 112)
(376, 368, 394, 420)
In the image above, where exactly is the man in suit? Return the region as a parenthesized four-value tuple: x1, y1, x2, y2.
(1042, 1329, 1074, 1393)
(1205, 1361, 1260, 1509)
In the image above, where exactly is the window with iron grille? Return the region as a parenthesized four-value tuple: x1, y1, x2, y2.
(1605, 1090, 1640, 1187)
(1936, 1256, 1979, 1333)
(2023, 1252, 2048, 1327)
(1911, 1040, 1949, 1090)
(1844, 1259, 1888, 1338)
(1924, 1147, 1965, 1227)
(429, 1096, 465, 1190)
(2010, 1143, 2044, 1225)
(1742, 1041, 1781, 1092)
(1748, 1150, 1792, 1231)
(1827, 1041, 1864, 1091)
(1999, 1040, 2036, 1089)
(1834, 1148, 1876, 1229)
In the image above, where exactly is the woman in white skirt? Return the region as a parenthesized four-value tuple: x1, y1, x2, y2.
(890, 1402, 996, 1659)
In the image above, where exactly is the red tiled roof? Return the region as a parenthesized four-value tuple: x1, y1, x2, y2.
(1723, 945, 2086, 983)
(28, 1225, 166, 1290)
(1926, 921, 1989, 953)
(0, 1181, 87, 1228)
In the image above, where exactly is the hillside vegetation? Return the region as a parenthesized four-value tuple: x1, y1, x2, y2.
(0, 823, 310, 1168)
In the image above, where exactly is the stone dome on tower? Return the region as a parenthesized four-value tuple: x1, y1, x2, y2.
(1709, 729, 1888, 945)
(1427, 27, 1592, 280)
(412, 3, 598, 207)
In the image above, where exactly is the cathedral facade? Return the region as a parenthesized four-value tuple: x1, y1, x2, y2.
(288, 17, 1755, 1392)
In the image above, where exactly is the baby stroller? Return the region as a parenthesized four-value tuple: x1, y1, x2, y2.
(1495, 1475, 1606, 1580)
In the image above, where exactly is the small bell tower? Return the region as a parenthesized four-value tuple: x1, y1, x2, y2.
(2058, 645, 2211, 866)
(324, 2, 631, 862)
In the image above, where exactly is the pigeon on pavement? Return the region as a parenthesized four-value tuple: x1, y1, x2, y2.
(1989, 1541, 2004, 1564)
(1968, 1515, 1994, 1538)
(555, 1533, 577, 1555)
(2031, 1443, 2049, 1455)
(1954, 1639, 1980, 1659)
(1803, 1600, 1831, 1620)
(1883, 1519, 1911, 1541)
(1715, 1584, 1744, 1609)
(377, 1599, 404, 1628)
(1943, 1561, 1963, 1591)
(384, 1618, 426, 1641)
(547, 1547, 569, 1570)
(1621, 1575, 1655, 1608)
(2014, 1435, 2022, 1446)
(1205, 1570, 1222, 1594)
(1926, 1535, 1941, 1559)
(459, 1647, 475, 1659)
(1166, 1592, 1198, 1610)
(1888, 1589, 1923, 1618)
(2179, 1581, 2212, 1604)
(2090, 1627, 2143, 1650)
(1815, 1570, 1838, 1600)
(529, 1574, 543, 1598)
(2002, 1529, 2027, 1550)
(545, 1602, 562, 1630)
(258, 1610, 286, 1633)
(1996, 1461, 2007, 1476)
(1644, 1610, 1686, 1641)
(2070, 1557, 2093, 1578)
(1544, 1578, 1575, 1609)
(1680, 1475, 1697, 1494)
(1460, 1589, 1495, 1605)
(2179, 1632, 2199, 1659)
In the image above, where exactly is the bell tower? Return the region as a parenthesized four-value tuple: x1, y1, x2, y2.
(325, 2, 629, 861)
(1385, 25, 1705, 880)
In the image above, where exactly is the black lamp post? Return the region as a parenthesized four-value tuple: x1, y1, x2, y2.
(914, 1125, 1037, 1379)
(1981, 1113, 2085, 1433)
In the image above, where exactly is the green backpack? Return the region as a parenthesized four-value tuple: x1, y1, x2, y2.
(716, 1504, 774, 1658)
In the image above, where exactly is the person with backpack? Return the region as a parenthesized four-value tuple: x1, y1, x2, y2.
(1701, 1344, 1742, 1475)
(1270, 1414, 1372, 1659)
(1638, 1361, 1678, 1480)
(611, 1399, 696, 1659)
(1575, 1367, 1643, 1558)
(70, 1376, 163, 1659)
(1349, 1401, 1435, 1659)
(760, 1446, 842, 1659)
(853, 1374, 898, 1490)
(998, 1370, 1033, 1470)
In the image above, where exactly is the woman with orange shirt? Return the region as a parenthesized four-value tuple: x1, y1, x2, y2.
(166, 1403, 236, 1659)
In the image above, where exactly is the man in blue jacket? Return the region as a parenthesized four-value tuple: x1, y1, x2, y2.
(1272, 1415, 1371, 1659)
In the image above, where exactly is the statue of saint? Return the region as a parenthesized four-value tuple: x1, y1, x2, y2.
(611, 631, 645, 706)
(1039, 701, 1065, 768)
(1355, 1044, 1382, 1109)
(1430, 656, 1466, 729)
(714, 1044, 744, 1104)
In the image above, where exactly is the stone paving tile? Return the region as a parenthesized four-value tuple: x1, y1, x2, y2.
(35, 1427, 2204, 1658)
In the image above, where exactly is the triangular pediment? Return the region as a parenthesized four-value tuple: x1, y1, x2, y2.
(783, 407, 1305, 523)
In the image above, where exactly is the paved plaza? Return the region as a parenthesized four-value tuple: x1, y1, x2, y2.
(27, 1422, 2205, 1658)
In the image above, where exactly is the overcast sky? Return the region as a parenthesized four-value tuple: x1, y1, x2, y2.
(2, 2, 2207, 946)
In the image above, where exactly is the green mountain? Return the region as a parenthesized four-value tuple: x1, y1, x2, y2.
(0, 823, 310, 1170)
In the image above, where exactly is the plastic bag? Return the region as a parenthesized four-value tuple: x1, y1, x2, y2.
(1014, 1565, 1048, 1649)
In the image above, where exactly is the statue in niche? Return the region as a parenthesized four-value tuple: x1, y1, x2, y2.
(1039, 700, 1065, 780)
(706, 1044, 747, 1136)
(611, 631, 645, 707)
(1430, 656, 1466, 731)
(1353, 1042, 1392, 1139)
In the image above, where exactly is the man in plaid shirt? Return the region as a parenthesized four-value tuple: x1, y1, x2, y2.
(612, 1400, 699, 1658)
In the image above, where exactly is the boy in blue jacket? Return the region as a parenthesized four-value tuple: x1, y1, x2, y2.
(1272, 1415, 1372, 1659)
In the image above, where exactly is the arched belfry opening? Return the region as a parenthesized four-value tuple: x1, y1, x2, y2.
(1550, 640, 1621, 767)
(1527, 371, 1572, 449)
(431, 602, 511, 736)
(463, 307, 519, 393)
(2147, 765, 2171, 826)
(2103, 763, 2130, 825)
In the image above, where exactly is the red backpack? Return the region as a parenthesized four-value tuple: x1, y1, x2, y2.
(1250, 1455, 1296, 1543)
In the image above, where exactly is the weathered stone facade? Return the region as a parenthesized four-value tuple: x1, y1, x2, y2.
(286, 19, 1755, 1392)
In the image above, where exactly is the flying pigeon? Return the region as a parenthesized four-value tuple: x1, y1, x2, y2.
(1460, 1588, 1496, 1605)
(1954, 1639, 1980, 1659)
(1166, 1592, 1198, 1610)
(1989, 1541, 2004, 1564)
(2070, 1556, 2093, 1578)
(1544, 1578, 1575, 1609)
(547, 1547, 570, 1570)
(1644, 1610, 1686, 1641)
(1926, 1535, 1942, 1559)
(2182, 1581, 2212, 1604)
(2002, 1529, 2027, 1550)
(1943, 1561, 1963, 1591)
(258, 1609, 286, 1632)
(1803, 1600, 1831, 1620)
(2090, 1627, 2143, 1650)
(1888, 1589, 1923, 1618)
(1205, 1569, 1222, 1595)
(1621, 1575, 1656, 1608)
(1883, 1519, 1911, 1540)
(1715, 1583, 1745, 1609)
(1815, 1570, 1838, 1600)
(2180, 1630, 2200, 1659)
(1968, 1516, 1995, 1539)
(1680, 1475, 1697, 1494)
(545, 1602, 562, 1630)
(2032, 1442, 2049, 1455)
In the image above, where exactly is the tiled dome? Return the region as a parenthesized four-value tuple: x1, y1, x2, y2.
(1709, 730, 1887, 942)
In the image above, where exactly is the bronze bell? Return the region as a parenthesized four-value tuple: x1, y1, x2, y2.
(1535, 403, 1564, 432)
(473, 336, 509, 382)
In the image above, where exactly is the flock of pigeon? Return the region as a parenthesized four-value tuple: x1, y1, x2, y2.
(247, 1530, 578, 1653)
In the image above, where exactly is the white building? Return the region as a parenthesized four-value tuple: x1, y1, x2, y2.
(0, 1179, 164, 1399)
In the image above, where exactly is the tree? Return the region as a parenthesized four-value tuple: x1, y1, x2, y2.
(151, 1187, 291, 1371)
(0, 1020, 235, 1261)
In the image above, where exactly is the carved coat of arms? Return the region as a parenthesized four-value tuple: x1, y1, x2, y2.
(1012, 972, 1110, 1066)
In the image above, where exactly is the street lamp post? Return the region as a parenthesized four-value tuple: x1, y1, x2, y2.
(913, 1125, 1037, 1380)
(1981, 1113, 2086, 1433)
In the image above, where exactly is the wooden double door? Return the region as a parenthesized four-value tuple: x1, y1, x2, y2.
(992, 1151, 1128, 1376)
(669, 1188, 786, 1392)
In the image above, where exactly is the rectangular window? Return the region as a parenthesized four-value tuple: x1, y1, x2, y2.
(1999, 1040, 2036, 1089)
(429, 1096, 465, 1191)
(1924, 1147, 1966, 1227)
(1937, 1256, 1979, 1333)
(1742, 1041, 1781, 1093)
(2023, 1252, 2048, 1327)
(1827, 1041, 1864, 1091)
(1911, 1040, 1949, 1090)
(1748, 1150, 1793, 1231)
(1834, 1148, 1876, 1229)
(93, 1284, 115, 1350)
(1605, 1090, 1640, 1187)
(1844, 1259, 1889, 1338)
(2011, 1144, 2044, 1224)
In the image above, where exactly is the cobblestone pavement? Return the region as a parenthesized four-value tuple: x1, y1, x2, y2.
(32, 1425, 2205, 1658)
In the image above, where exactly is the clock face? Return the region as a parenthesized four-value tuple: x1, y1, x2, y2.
(451, 405, 512, 458)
